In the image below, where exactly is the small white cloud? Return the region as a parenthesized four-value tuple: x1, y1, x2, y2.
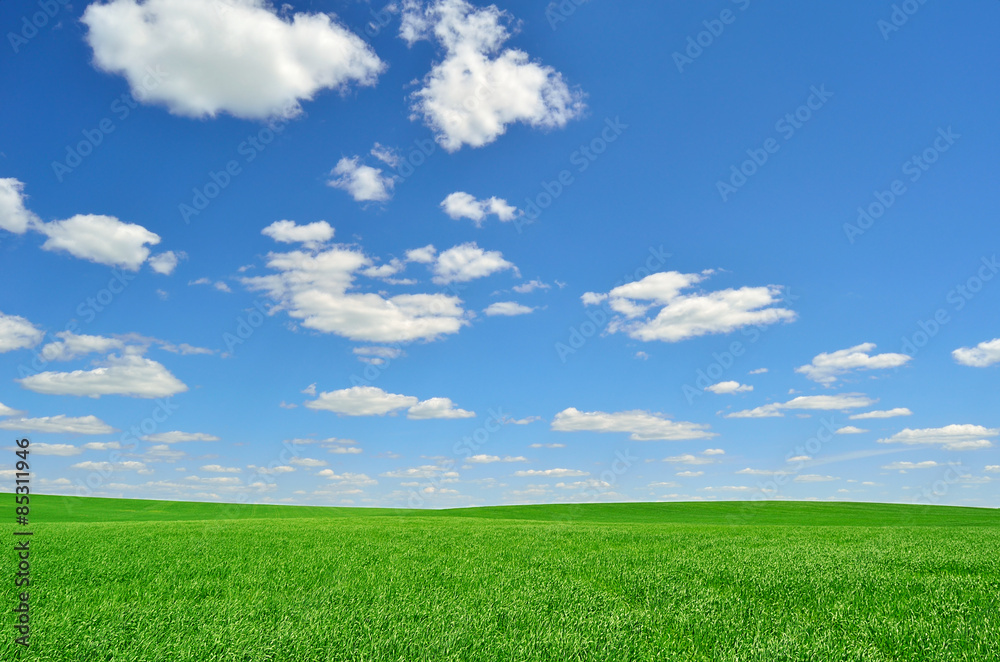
(877, 424, 997, 450)
(702, 448, 725, 456)
(200, 464, 242, 474)
(28, 443, 83, 456)
(985, 465, 1000, 473)
(405, 245, 437, 264)
(512, 280, 550, 294)
(726, 394, 876, 419)
(835, 426, 868, 435)
(662, 454, 714, 466)
(39, 332, 124, 361)
(748, 368, 768, 375)
(307, 386, 417, 416)
(0, 415, 115, 435)
(262, 220, 334, 248)
(327, 157, 395, 202)
(513, 468, 588, 477)
(432, 242, 517, 285)
(882, 461, 939, 471)
(794, 474, 839, 483)
(484, 301, 534, 317)
(407, 397, 475, 420)
(952, 339, 1000, 368)
(676, 471, 704, 478)
(850, 408, 912, 420)
(148, 250, 184, 275)
(440, 192, 519, 226)
(529, 443, 565, 448)
(0, 178, 41, 233)
(796, 343, 910, 384)
(140, 431, 220, 443)
(705, 381, 752, 395)
(466, 455, 527, 464)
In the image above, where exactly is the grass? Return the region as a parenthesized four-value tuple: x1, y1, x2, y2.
(3, 496, 999, 660)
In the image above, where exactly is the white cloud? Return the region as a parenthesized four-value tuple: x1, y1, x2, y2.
(73, 460, 148, 472)
(705, 381, 752, 395)
(529, 443, 565, 448)
(835, 426, 868, 435)
(262, 220, 334, 248)
(289, 457, 327, 468)
(39, 214, 161, 270)
(796, 343, 910, 384)
(877, 425, 998, 450)
(0, 402, 23, 417)
(985, 465, 1000, 473)
(484, 301, 534, 317)
(200, 464, 242, 474)
(735, 468, 778, 476)
(794, 474, 839, 482)
(882, 461, 939, 471)
(327, 157, 395, 202)
(465, 454, 527, 464)
(19, 354, 187, 398)
(39, 332, 124, 361)
(0, 415, 115, 435)
(676, 471, 704, 478)
(952, 339, 1000, 368)
(512, 280, 550, 294)
(850, 408, 912, 420)
(440, 192, 518, 225)
(29, 442, 84, 456)
(662, 454, 714, 466)
(0, 312, 43, 352)
(244, 243, 468, 343)
(0, 178, 40, 233)
(140, 431, 219, 443)
(748, 368, 768, 375)
(703, 448, 725, 456)
(306, 386, 418, 416)
(583, 270, 796, 343)
(83, 0, 382, 119)
(400, 0, 584, 151)
(513, 468, 588, 477)
(83, 441, 121, 450)
(317, 470, 377, 486)
(407, 397, 475, 420)
(148, 250, 183, 275)
(726, 394, 875, 418)
(551, 408, 715, 441)
(432, 242, 517, 285)
(405, 245, 437, 264)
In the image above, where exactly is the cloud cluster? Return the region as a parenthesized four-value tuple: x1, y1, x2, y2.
(582, 270, 796, 343)
(401, 0, 585, 151)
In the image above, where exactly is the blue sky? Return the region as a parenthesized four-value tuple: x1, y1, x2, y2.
(1, 0, 998, 508)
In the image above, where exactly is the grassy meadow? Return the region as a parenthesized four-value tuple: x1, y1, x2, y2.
(3, 496, 999, 661)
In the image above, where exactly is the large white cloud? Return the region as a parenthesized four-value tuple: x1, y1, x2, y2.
(0, 415, 116, 434)
(327, 157, 395, 202)
(583, 270, 796, 343)
(401, 0, 585, 151)
(877, 424, 997, 451)
(39, 214, 161, 270)
(796, 343, 910, 384)
(441, 192, 518, 225)
(306, 386, 419, 416)
(0, 178, 40, 233)
(551, 408, 715, 441)
(726, 394, 876, 418)
(244, 238, 468, 343)
(18, 354, 187, 398)
(431, 242, 517, 284)
(82, 0, 383, 119)
(952, 339, 1000, 368)
(0, 312, 43, 352)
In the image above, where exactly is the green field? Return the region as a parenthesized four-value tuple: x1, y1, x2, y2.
(4, 496, 999, 661)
